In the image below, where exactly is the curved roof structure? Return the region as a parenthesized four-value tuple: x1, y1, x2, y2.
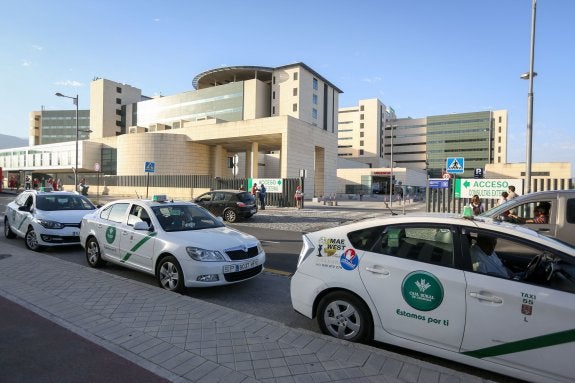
(192, 66, 274, 90)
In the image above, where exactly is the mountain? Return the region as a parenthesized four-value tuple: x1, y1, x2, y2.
(0, 134, 28, 149)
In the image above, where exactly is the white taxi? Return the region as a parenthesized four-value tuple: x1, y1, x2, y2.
(79, 195, 265, 292)
(4, 189, 96, 251)
(290, 214, 575, 383)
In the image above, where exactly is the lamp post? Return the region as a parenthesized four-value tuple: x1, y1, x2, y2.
(521, 0, 537, 194)
(55, 92, 79, 192)
(389, 125, 395, 207)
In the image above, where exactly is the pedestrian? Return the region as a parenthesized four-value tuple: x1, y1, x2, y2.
(33, 178, 39, 189)
(52, 178, 59, 192)
(25, 176, 31, 190)
(9, 176, 15, 190)
(508, 185, 518, 199)
(258, 184, 266, 210)
(251, 183, 258, 197)
(239, 185, 246, 191)
(470, 194, 485, 215)
(498, 191, 509, 206)
(294, 185, 303, 209)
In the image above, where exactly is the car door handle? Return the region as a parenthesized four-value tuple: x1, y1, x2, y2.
(365, 266, 390, 275)
(469, 292, 503, 304)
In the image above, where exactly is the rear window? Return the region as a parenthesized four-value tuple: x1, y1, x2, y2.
(567, 199, 575, 224)
(237, 192, 254, 203)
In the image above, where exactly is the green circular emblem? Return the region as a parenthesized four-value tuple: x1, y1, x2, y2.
(401, 271, 444, 311)
(105, 226, 116, 244)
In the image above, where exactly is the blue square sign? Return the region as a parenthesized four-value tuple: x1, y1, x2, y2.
(145, 162, 155, 173)
(446, 157, 464, 174)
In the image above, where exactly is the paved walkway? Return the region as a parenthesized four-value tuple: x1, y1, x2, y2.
(0, 191, 496, 382)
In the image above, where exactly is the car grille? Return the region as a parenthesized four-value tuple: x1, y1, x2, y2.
(63, 223, 81, 228)
(224, 265, 263, 282)
(226, 246, 259, 261)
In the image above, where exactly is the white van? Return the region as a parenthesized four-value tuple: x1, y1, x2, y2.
(481, 190, 575, 246)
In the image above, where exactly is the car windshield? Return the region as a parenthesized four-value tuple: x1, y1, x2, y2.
(151, 204, 225, 232)
(36, 195, 96, 211)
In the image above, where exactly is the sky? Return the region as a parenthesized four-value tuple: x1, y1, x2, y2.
(1, 0, 574, 172)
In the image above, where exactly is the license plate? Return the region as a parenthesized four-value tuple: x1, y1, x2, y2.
(223, 259, 258, 273)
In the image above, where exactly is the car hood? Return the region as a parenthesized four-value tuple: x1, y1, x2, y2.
(162, 226, 259, 249)
(34, 209, 95, 224)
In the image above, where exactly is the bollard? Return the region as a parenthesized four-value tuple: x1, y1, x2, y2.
(334, 193, 338, 206)
(322, 195, 326, 205)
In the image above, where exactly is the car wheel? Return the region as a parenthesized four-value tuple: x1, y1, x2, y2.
(25, 227, 44, 252)
(317, 291, 372, 342)
(86, 237, 106, 268)
(157, 256, 185, 293)
(223, 209, 237, 223)
(4, 217, 16, 239)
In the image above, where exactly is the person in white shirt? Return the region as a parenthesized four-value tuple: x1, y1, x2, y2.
(470, 235, 511, 278)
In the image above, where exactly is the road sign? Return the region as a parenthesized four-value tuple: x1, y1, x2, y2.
(145, 162, 155, 173)
(429, 178, 450, 189)
(474, 168, 484, 179)
(455, 178, 524, 199)
(442, 172, 452, 179)
(446, 157, 464, 174)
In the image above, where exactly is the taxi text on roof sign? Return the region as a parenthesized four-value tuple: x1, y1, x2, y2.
(454, 178, 524, 199)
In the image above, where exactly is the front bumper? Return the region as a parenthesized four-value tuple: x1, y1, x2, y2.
(180, 252, 266, 287)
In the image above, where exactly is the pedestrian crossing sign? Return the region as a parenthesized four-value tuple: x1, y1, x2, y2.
(446, 157, 464, 174)
(145, 162, 155, 173)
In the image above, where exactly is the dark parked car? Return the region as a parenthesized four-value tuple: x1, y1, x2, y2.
(194, 190, 257, 223)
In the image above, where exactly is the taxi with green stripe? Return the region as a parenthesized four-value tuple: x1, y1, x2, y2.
(79, 195, 265, 292)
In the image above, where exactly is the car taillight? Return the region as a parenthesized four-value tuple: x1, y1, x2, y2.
(236, 202, 247, 207)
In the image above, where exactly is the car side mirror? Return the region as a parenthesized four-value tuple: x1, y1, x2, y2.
(133, 221, 150, 231)
(18, 206, 30, 212)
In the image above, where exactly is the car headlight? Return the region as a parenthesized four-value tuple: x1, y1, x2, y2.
(257, 242, 264, 254)
(36, 219, 65, 229)
(186, 247, 225, 261)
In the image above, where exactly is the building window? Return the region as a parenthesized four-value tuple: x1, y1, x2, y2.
(498, 156, 501, 162)
(312, 108, 317, 119)
(293, 88, 297, 96)
(360, 105, 364, 111)
(273, 76, 276, 84)
(293, 103, 297, 112)
(359, 149, 364, 155)
(313, 78, 318, 90)
(115, 120, 122, 127)
(498, 137, 501, 143)
(498, 126, 501, 133)
(312, 94, 318, 105)
(116, 98, 121, 105)
(360, 132, 364, 137)
(272, 91, 275, 100)
(360, 114, 364, 120)
(115, 109, 122, 116)
(498, 116, 502, 123)
(498, 146, 501, 153)
(360, 140, 364, 146)
(293, 72, 298, 81)
(360, 123, 364, 129)
(116, 87, 122, 93)
(272, 106, 276, 114)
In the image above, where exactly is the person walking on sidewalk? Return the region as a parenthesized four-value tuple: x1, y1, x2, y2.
(294, 185, 303, 209)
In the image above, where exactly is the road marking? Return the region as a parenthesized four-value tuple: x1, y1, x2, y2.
(264, 268, 293, 277)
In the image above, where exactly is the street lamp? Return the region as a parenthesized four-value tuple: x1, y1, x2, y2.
(55, 92, 79, 192)
(389, 125, 395, 207)
(521, 0, 537, 194)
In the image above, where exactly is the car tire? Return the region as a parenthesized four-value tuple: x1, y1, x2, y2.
(317, 291, 372, 343)
(157, 256, 185, 293)
(223, 209, 237, 223)
(86, 237, 106, 268)
(25, 227, 44, 252)
(4, 217, 16, 239)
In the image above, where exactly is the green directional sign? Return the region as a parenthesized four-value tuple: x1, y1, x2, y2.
(455, 178, 523, 199)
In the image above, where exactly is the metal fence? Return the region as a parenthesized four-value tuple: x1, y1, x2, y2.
(82, 174, 303, 208)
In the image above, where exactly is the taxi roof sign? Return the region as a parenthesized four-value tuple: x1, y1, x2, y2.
(152, 194, 168, 202)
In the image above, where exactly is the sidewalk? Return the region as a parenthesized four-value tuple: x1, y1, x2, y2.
(0, 244, 494, 383)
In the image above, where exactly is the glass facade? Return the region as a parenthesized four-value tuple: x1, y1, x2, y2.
(40, 110, 91, 144)
(136, 82, 244, 127)
(426, 111, 493, 178)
